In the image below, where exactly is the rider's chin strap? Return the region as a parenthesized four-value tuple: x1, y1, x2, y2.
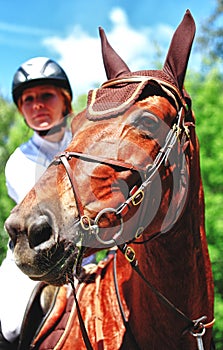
(37, 117, 67, 136)
(116, 244, 215, 350)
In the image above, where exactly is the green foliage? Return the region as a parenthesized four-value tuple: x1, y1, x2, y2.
(197, 0, 223, 61)
(73, 94, 88, 114)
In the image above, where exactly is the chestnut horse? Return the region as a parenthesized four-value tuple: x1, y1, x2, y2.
(5, 10, 215, 350)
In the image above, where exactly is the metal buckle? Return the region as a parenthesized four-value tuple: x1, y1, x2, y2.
(190, 316, 207, 350)
(131, 189, 144, 206)
(135, 226, 144, 239)
(124, 246, 135, 262)
(80, 215, 92, 230)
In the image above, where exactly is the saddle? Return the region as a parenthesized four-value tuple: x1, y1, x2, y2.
(17, 282, 65, 349)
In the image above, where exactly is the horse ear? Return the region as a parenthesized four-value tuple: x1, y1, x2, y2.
(163, 10, 196, 91)
(99, 27, 130, 80)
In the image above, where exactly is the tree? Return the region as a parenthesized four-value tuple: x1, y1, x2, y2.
(197, 0, 223, 61)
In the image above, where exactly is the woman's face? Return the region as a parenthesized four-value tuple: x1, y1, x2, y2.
(20, 85, 65, 131)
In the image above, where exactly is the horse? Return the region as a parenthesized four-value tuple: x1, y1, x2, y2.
(5, 10, 215, 350)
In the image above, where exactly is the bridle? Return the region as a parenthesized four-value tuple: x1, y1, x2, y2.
(52, 79, 192, 246)
(52, 105, 190, 246)
(51, 77, 214, 349)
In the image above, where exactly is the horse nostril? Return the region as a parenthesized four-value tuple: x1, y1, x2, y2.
(28, 216, 53, 249)
(4, 218, 20, 247)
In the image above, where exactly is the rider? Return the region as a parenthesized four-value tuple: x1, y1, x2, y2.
(0, 57, 93, 348)
(6, 56, 73, 203)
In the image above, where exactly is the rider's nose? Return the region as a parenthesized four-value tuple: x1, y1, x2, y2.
(33, 96, 44, 109)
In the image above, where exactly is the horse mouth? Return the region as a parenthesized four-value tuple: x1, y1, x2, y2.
(19, 242, 80, 286)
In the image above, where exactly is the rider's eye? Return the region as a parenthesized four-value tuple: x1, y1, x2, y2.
(23, 95, 34, 103)
(41, 92, 54, 100)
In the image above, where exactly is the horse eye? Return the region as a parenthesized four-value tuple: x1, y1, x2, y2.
(137, 112, 159, 132)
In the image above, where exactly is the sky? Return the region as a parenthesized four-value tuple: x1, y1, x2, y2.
(0, 0, 216, 101)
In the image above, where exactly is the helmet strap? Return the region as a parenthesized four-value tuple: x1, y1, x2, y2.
(36, 117, 67, 136)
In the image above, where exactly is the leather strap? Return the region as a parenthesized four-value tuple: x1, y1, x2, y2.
(53, 151, 145, 172)
(60, 155, 85, 217)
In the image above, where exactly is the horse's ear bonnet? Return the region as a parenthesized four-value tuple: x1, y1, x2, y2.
(86, 10, 195, 120)
(163, 10, 195, 91)
(99, 27, 131, 80)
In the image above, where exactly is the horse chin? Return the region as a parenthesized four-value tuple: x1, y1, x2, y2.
(15, 241, 80, 286)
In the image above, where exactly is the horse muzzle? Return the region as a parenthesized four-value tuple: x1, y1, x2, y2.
(4, 210, 82, 285)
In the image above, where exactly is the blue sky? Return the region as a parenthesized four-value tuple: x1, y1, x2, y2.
(0, 0, 216, 101)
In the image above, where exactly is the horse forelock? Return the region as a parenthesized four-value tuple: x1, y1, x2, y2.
(86, 70, 182, 121)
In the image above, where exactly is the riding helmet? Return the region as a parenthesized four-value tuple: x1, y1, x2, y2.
(12, 57, 72, 105)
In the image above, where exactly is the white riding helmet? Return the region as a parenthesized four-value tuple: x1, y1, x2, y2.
(12, 57, 72, 105)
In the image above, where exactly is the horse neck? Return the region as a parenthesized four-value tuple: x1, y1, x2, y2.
(118, 138, 214, 346)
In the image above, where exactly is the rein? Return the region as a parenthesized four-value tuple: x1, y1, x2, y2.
(69, 277, 94, 350)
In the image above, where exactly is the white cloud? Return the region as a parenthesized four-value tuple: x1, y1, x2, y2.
(43, 28, 104, 98)
(42, 8, 176, 98)
(0, 21, 51, 36)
